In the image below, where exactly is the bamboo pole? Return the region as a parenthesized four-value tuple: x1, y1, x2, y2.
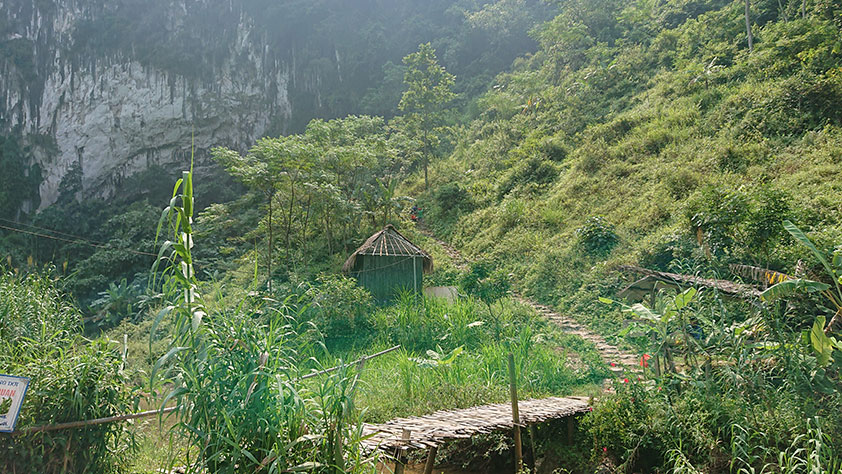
(508, 353, 523, 472)
(528, 424, 538, 472)
(9, 406, 178, 435)
(7, 345, 401, 436)
(298, 345, 400, 380)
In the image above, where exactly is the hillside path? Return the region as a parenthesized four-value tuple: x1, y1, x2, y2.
(418, 228, 639, 375)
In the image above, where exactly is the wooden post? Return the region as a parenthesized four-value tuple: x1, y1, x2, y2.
(423, 445, 438, 474)
(508, 353, 523, 472)
(394, 428, 411, 474)
(528, 424, 538, 472)
(567, 417, 575, 445)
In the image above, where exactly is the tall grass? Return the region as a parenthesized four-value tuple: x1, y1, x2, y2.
(325, 293, 608, 422)
(0, 270, 135, 473)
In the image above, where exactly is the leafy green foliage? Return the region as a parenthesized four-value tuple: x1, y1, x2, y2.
(213, 115, 410, 286)
(151, 164, 379, 473)
(418, 182, 475, 237)
(460, 260, 511, 307)
(89, 278, 142, 328)
(602, 288, 697, 375)
(576, 216, 619, 256)
(399, 43, 456, 188)
(303, 273, 374, 335)
(586, 283, 842, 473)
(0, 271, 134, 473)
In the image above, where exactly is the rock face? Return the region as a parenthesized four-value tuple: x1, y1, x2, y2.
(0, 0, 298, 210)
(0, 0, 547, 212)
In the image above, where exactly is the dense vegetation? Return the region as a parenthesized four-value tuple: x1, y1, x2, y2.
(2, 0, 842, 472)
(0, 271, 134, 473)
(406, 0, 842, 471)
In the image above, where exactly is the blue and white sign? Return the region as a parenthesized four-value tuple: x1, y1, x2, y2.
(0, 374, 29, 433)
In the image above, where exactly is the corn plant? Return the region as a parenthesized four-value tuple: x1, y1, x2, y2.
(150, 161, 377, 473)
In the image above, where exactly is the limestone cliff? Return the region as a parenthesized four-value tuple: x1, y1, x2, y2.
(0, 0, 548, 213)
(0, 0, 300, 210)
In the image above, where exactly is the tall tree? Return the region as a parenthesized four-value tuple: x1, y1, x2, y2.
(212, 145, 279, 289)
(745, 0, 754, 52)
(212, 136, 315, 287)
(398, 43, 456, 190)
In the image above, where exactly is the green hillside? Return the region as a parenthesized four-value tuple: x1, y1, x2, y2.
(417, 0, 842, 316)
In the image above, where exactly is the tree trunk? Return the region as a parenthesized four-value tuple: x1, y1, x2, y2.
(302, 194, 311, 253)
(423, 128, 429, 190)
(324, 214, 333, 255)
(424, 156, 429, 190)
(802, 0, 806, 18)
(285, 179, 295, 263)
(267, 191, 273, 292)
(744, 0, 753, 52)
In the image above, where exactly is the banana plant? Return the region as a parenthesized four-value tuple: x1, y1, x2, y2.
(601, 287, 698, 375)
(761, 221, 842, 332)
(809, 316, 841, 368)
(760, 220, 842, 367)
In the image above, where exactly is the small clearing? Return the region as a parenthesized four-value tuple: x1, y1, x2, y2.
(418, 228, 639, 376)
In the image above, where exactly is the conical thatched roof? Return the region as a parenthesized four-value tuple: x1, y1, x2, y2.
(342, 225, 433, 274)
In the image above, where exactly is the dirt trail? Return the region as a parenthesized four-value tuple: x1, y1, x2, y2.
(419, 229, 639, 376)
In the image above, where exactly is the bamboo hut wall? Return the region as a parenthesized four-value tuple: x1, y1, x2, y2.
(353, 255, 423, 304)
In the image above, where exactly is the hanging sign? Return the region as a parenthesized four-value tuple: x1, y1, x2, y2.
(0, 374, 30, 433)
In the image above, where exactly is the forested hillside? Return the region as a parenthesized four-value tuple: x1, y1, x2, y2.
(410, 0, 842, 470)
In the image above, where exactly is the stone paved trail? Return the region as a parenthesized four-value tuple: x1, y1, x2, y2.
(418, 228, 639, 376)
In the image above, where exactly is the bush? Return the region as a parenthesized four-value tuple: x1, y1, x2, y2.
(685, 186, 749, 256)
(418, 183, 475, 236)
(305, 273, 374, 335)
(497, 157, 558, 198)
(0, 271, 134, 473)
(576, 216, 619, 256)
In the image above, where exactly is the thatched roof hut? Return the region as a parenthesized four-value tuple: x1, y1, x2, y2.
(342, 225, 433, 303)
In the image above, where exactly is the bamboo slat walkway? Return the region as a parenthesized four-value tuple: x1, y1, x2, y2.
(361, 396, 590, 452)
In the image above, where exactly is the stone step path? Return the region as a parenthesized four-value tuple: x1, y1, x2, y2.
(522, 299, 639, 375)
(417, 227, 640, 377)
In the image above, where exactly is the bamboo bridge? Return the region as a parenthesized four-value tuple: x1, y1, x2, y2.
(362, 396, 591, 473)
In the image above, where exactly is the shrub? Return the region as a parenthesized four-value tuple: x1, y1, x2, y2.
(497, 157, 558, 198)
(538, 136, 569, 162)
(685, 186, 749, 256)
(418, 183, 474, 236)
(664, 168, 699, 199)
(0, 271, 134, 473)
(305, 273, 374, 335)
(576, 216, 619, 256)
